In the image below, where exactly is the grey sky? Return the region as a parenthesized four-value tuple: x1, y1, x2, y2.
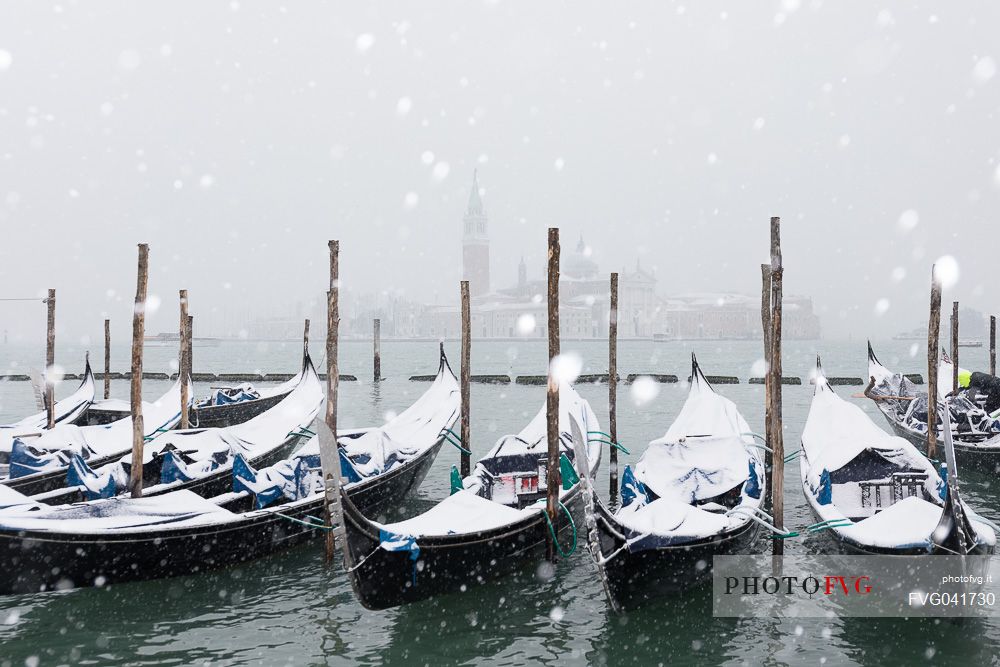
(0, 1, 997, 343)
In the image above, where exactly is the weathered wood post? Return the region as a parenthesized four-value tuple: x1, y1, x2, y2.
(373, 318, 381, 382)
(546, 227, 561, 561)
(319, 239, 341, 562)
(186, 315, 193, 380)
(103, 318, 111, 399)
(179, 290, 190, 429)
(608, 272, 619, 500)
(129, 244, 150, 498)
(45, 289, 55, 429)
(991, 316, 996, 376)
(303, 318, 310, 356)
(760, 264, 772, 504)
(927, 265, 942, 459)
(951, 302, 959, 395)
(768, 217, 785, 555)
(460, 280, 472, 477)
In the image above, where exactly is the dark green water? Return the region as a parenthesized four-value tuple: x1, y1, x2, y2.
(0, 339, 996, 666)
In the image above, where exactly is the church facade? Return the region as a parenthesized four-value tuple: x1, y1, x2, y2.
(415, 171, 821, 340)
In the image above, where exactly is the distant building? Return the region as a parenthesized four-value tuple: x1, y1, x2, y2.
(656, 293, 821, 340)
(462, 170, 490, 297)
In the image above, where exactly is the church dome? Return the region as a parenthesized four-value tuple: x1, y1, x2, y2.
(564, 235, 599, 279)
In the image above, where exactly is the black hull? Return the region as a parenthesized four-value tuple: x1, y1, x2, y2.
(593, 501, 758, 610)
(82, 390, 292, 427)
(874, 407, 1000, 474)
(0, 438, 444, 595)
(343, 485, 585, 610)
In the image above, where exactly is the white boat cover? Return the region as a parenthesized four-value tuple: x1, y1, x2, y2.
(0, 359, 96, 455)
(375, 382, 600, 539)
(72, 361, 324, 498)
(800, 371, 996, 550)
(639, 365, 754, 502)
(5, 380, 192, 479)
(0, 489, 238, 534)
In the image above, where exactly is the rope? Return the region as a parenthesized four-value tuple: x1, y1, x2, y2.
(541, 500, 577, 558)
(272, 512, 333, 531)
(587, 437, 630, 454)
(0, 297, 46, 302)
(440, 429, 471, 455)
(783, 450, 801, 463)
(287, 426, 316, 439)
(727, 506, 799, 539)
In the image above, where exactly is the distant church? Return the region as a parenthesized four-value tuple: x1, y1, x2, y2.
(462, 170, 490, 297)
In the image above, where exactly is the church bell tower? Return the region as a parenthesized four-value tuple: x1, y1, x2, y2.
(462, 170, 490, 297)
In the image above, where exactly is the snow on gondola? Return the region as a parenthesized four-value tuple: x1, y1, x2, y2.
(1, 376, 191, 496)
(0, 355, 95, 469)
(800, 357, 995, 556)
(866, 342, 1000, 470)
(0, 347, 459, 595)
(83, 366, 306, 428)
(337, 381, 601, 610)
(584, 354, 765, 611)
(31, 352, 324, 505)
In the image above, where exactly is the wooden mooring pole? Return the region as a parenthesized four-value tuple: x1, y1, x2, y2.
(129, 243, 150, 498)
(373, 318, 381, 382)
(991, 316, 996, 377)
(546, 227, 561, 562)
(460, 280, 472, 478)
(927, 265, 942, 459)
(608, 272, 619, 500)
(103, 318, 111, 399)
(322, 240, 341, 562)
(186, 315, 193, 380)
(760, 264, 772, 505)
(303, 318, 310, 356)
(179, 290, 190, 429)
(768, 218, 785, 556)
(950, 302, 959, 395)
(45, 289, 55, 429)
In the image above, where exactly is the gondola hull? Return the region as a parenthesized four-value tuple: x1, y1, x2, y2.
(593, 502, 758, 609)
(82, 390, 291, 428)
(343, 485, 585, 610)
(873, 406, 1000, 474)
(801, 500, 995, 557)
(0, 438, 444, 594)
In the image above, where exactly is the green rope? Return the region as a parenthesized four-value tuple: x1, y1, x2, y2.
(440, 431, 471, 456)
(273, 512, 333, 531)
(587, 431, 630, 454)
(783, 450, 801, 463)
(287, 426, 316, 439)
(771, 531, 800, 540)
(143, 426, 172, 442)
(587, 438, 630, 455)
(541, 500, 577, 558)
(807, 520, 853, 533)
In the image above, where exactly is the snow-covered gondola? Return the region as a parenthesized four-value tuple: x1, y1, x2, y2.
(866, 343, 1000, 470)
(0, 347, 460, 594)
(0, 378, 191, 496)
(83, 365, 305, 428)
(338, 381, 601, 610)
(32, 352, 324, 505)
(800, 358, 995, 556)
(585, 355, 764, 611)
(0, 356, 95, 468)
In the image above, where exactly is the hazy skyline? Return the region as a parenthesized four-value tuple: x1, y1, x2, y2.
(1, 2, 997, 346)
